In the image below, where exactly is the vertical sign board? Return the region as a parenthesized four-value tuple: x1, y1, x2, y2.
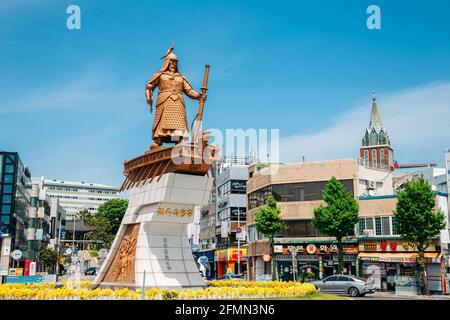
(221, 220, 229, 238)
(0, 237, 11, 275)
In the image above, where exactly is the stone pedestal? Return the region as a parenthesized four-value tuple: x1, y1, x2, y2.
(93, 172, 213, 289)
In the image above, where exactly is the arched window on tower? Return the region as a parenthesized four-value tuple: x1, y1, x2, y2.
(372, 149, 377, 168)
(370, 132, 377, 146)
(364, 150, 369, 166)
(380, 131, 385, 144)
(380, 149, 385, 168)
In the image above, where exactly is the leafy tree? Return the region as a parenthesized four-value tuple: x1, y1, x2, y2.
(255, 195, 287, 280)
(394, 178, 445, 295)
(97, 198, 128, 234)
(38, 247, 59, 273)
(312, 177, 359, 274)
(78, 198, 128, 248)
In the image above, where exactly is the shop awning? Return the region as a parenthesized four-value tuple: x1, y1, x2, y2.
(358, 252, 442, 263)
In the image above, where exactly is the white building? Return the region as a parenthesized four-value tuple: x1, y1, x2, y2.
(31, 177, 119, 221)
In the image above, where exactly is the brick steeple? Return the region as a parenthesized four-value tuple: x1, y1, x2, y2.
(360, 92, 394, 170)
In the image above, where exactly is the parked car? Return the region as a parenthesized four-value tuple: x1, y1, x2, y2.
(310, 275, 375, 297)
(84, 267, 97, 276)
(217, 273, 246, 281)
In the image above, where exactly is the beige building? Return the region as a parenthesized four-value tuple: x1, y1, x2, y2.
(246, 159, 446, 293)
(245, 159, 403, 281)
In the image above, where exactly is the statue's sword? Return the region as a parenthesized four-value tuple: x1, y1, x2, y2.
(192, 64, 210, 145)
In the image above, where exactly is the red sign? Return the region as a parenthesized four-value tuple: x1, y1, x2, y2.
(24, 260, 32, 276)
(306, 244, 317, 254)
(389, 241, 397, 251)
(231, 250, 245, 260)
(380, 241, 387, 251)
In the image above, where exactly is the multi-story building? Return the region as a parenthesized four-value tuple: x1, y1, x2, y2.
(0, 152, 67, 274)
(246, 159, 392, 281)
(33, 178, 119, 221)
(0, 151, 31, 256)
(214, 160, 249, 277)
(32, 178, 119, 246)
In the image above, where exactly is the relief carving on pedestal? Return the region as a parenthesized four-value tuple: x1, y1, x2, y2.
(103, 223, 139, 284)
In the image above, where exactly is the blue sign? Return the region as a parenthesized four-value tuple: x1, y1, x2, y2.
(197, 256, 209, 265)
(5, 276, 43, 284)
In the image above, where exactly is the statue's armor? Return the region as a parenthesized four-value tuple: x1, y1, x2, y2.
(147, 71, 200, 142)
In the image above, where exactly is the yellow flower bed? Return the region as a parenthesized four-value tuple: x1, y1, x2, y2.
(0, 281, 318, 300)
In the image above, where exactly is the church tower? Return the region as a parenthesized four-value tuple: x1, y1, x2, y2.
(360, 92, 394, 170)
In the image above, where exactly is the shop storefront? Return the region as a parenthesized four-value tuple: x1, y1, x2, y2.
(273, 240, 359, 281)
(214, 248, 247, 278)
(358, 239, 444, 294)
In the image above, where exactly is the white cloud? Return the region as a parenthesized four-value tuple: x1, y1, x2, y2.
(279, 82, 450, 165)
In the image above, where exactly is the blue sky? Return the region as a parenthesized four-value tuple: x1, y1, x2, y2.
(1, 0, 450, 187)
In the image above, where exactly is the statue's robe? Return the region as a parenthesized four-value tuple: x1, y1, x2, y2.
(147, 71, 200, 143)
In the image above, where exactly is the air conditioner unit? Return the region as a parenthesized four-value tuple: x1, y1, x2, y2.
(363, 229, 375, 237)
(366, 180, 376, 190)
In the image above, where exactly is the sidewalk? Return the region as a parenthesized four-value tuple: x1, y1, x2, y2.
(371, 291, 450, 300)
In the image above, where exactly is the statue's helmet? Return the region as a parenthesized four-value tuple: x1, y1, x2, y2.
(160, 45, 178, 71)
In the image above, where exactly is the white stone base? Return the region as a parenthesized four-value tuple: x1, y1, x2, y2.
(93, 173, 213, 289)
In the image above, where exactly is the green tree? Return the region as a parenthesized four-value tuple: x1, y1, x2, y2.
(394, 178, 445, 295)
(38, 247, 59, 274)
(97, 198, 129, 234)
(78, 198, 128, 248)
(312, 177, 359, 274)
(255, 195, 287, 280)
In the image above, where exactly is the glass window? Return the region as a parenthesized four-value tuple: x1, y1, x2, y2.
(366, 217, 374, 231)
(2, 195, 12, 204)
(358, 218, 366, 235)
(306, 182, 318, 200)
(381, 217, 390, 235)
(293, 187, 305, 201)
(4, 174, 13, 183)
(372, 149, 377, 168)
(364, 150, 369, 164)
(325, 276, 338, 282)
(380, 149, 385, 168)
(0, 215, 10, 224)
(5, 154, 15, 164)
(5, 165, 14, 173)
(3, 185, 13, 194)
(1, 205, 11, 214)
(375, 217, 382, 235)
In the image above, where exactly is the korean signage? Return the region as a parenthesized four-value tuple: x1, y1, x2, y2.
(157, 207, 193, 218)
(230, 180, 247, 193)
(274, 243, 358, 255)
(215, 249, 247, 262)
(360, 240, 435, 252)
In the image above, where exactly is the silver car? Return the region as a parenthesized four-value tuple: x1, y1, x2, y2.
(310, 275, 375, 297)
